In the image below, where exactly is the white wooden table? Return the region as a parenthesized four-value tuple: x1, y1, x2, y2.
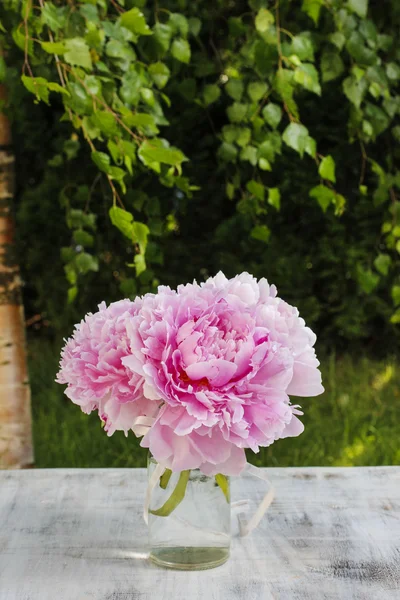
(0, 467, 399, 599)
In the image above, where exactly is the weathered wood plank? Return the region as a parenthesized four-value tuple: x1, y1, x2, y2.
(0, 467, 399, 599)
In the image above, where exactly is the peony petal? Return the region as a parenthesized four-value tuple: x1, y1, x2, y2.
(186, 359, 237, 387)
(280, 414, 304, 438)
(178, 331, 202, 367)
(286, 349, 324, 397)
(200, 444, 247, 476)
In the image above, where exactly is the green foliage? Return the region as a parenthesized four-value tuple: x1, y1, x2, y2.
(1, 0, 400, 348)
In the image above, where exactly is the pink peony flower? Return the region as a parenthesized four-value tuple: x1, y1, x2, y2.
(56, 299, 158, 435)
(122, 272, 324, 475)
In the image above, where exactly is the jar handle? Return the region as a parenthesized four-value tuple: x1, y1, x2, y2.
(232, 463, 275, 537)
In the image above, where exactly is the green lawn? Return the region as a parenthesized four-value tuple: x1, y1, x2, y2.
(29, 338, 400, 469)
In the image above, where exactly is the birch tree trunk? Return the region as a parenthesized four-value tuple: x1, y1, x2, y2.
(0, 84, 34, 468)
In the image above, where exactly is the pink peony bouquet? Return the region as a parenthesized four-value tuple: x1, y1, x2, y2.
(57, 272, 324, 475)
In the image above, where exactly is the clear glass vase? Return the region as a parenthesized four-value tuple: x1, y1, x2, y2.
(147, 454, 231, 570)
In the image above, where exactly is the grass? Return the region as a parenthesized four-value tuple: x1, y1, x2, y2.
(28, 338, 400, 469)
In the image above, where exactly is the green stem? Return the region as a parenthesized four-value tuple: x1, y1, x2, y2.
(215, 473, 230, 503)
(159, 468, 172, 489)
(150, 470, 191, 517)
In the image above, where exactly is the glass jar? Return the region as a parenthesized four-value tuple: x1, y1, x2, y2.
(147, 454, 231, 570)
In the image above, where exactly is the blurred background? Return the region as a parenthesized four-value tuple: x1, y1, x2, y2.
(0, 0, 399, 470)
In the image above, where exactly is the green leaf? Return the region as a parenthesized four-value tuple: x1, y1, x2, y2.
(149, 470, 190, 517)
(262, 103, 282, 129)
(47, 82, 70, 96)
(41, 3, 67, 32)
(109, 206, 134, 239)
(109, 167, 127, 193)
(41, 41, 66, 54)
(67, 209, 97, 231)
(76, 252, 99, 274)
(120, 7, 152, 36)
(309, 184, 335, 212)
(258, 138, 278, 163)
(274, 69, 299, 120)
(225, 79, 244, 101)
(346, 32, 375, 66)
(319, 155, 336, 183)
(348, 0, 368, 18)
(236, 127, 251, 147)
(364, 103, 390, 138)
(294, 63, 321, 95)
(255, 8, 274, 33)
(383, 97, 399, 119)
(215, 474, 230, 503)
(120, 71, 141, 105)
(203, 84, 221, 106)
(138, 140, 188, 166)
(390, 309, 400, 324)
(377, 34, 393, 52)
(64, 38, 92, 70)
(188, 17, 201, 37)
(305, 136, 317, 158)
(329, 32, 346, 51)
(21, 75, 50, 105)
(171, 38, 191, 64)
(392, 285, 400, 307)
(92, 111, 118, 136)
(63, 258, 76, 282)
(374, 254, 391, 276)
(343, 76, 367, 109)
(148, 62, 170, 89)
(247, 82, 268, 102)
(169, 13, 189, 38)
(66, 82, 92, 114)
(12, 27, 33, 56)
(251, 225, 270, 243)
(321, 51, 345, 83)
(134, 254, 146, 276)
(246, 180, 265, 200)
(91, 151, 111, 174)
(240, 146, 258, 166)
(226, 182, 235, 200)
(132, 221, 149, 254)
(392, 126, 400, 142)
(68, 286, 78, 304)
(258, 157, 272, 171)
(333, 194, 346, 216)
(227, 102, 248, 123)
(63, 139, 80, 160)
(218, 142, 238, 162)
(268, 187, 281, 210)
(386, 63, 400, 82)
(80, 4, 100, 24)
(292, 35, 314, 61)
(106, 39, 136, 63)
(357, 265, 379, 294)
(359, 19, 377, 45)
(152, 23, 172, 55)
(123, 112, 158, 132)
(140, 88, 155, 107)
(73, 230, 94, 247)
(301, 0, 323, 25)
(222, 125, 238, 143)
(282, 123, 309, 157)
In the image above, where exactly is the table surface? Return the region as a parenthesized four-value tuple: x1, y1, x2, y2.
(0, 467, 399, 600)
